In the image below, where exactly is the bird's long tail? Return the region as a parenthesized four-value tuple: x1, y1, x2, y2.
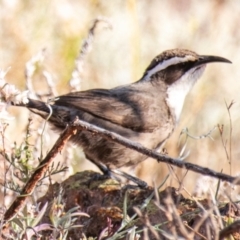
(16, 98, 51, 119)
(15, 99, 71, 129)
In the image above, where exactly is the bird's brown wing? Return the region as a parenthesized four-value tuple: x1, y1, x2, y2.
(53, 86, 169, 132)
(25, 86, 174, 168)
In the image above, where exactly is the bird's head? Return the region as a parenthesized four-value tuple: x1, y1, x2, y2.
(140, 49, 231, 121)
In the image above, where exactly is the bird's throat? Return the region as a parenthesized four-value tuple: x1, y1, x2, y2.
(166, 65, 206, 121)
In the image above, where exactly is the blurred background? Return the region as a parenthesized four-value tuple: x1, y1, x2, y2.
(1, 0, 240, 195)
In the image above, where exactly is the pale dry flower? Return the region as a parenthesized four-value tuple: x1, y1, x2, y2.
(25, 49, 45, 78)
(0, 69, 29, 105)
(0, 69, 29, 125)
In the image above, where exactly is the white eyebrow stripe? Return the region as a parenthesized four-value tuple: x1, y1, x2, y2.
(143, 55, 196, 81)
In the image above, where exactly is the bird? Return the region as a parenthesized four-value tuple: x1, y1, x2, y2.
(16, 49, 231, 183)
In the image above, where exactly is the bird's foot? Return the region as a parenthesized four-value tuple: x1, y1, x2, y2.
(86, 156, 147, 188)
(111, 169, 148, 188)
(90, 172, 121, 183)
(95, 166, 148, 188)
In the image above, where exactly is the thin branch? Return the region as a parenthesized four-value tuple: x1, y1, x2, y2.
(225, 100, 234, 176)
(3, 125, 76, 223)
(180, 126, 216, 141)
(218, 124, 230, 160)
(43, 70, 58, 97)
(72, 118, 239, 185)
(69, 17, 112, 92)
(25, 49, 46, 97)
(133, 207, 160, 240)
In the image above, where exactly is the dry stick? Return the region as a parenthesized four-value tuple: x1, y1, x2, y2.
(3, 125, 76, 223)
(69, 17, 111, 92)
(72, 118, 239, 185)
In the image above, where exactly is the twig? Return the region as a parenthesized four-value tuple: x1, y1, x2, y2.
(72, 118, 239, 185)
(180, 126, 216, 141)
(218, 100, 234, 199)
(3, 125, 76, 223)
(225, 100, 234, 177)
(0, 124, 9, 236)
(43, 70, 57, 97)
(184, 224, 208, 240)
(133, 207, 160, 240)
(25, 49, 46, 97)
(218, 124, 230, 160)
(69, 17, 112, 92)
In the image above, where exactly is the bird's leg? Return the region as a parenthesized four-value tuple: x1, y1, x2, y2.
(86, 156, 147, 188)
(86, 156, 111, 175)
(111, 169, 148, 188)
(86, 156, 121, 182)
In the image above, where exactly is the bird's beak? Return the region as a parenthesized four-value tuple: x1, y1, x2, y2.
(196, 55, 232, 66)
